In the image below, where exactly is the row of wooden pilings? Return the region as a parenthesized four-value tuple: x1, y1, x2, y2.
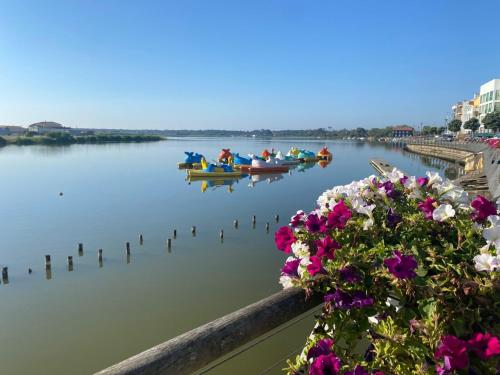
(0, 213, 280, 285)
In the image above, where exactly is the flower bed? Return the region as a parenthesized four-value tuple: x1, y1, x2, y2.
(275, 170, 499, 374)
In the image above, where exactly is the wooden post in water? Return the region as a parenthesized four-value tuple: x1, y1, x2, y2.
(173, 229, 177, 239)
(167, 238, 172, 249)
(67, 256, 73, 271)
(98, 249, 103, 261)
(233, 219, 238, 228)
(139, 234, 144, 245)
(266, 222, 270, 232)
(191, 226, 196, 236)
(252, 215, 256, 224)
(45, 255, 51, 270)
(2, 267, 8, 283)
(126, 242, 131, 254)
(219, 229, 224, 240)
(275, 214, 279, 222)
(78, 243, 84, 255)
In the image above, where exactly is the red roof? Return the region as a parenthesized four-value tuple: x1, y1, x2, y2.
(392, 126, 414, 131)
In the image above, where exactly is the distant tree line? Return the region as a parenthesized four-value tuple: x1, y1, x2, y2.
(11, 132, 164, 146)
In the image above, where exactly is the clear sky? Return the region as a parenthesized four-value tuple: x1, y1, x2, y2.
(1, 0, 499, 130)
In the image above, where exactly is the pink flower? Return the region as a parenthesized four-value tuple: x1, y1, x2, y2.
(306, 213, 327, 233)
(470, 195, 497, 222)
(309, 353, 341, 375)
(418, 197, 436, 220)
(307, 338, 334, 359)
(274, 226, 296, 254)
(435, 335, 469, 370)
(291, 210, 306, 227)
(315, 236, 341, 259)
(307, 256, 325, 276)
(384, 250, 417, 279)
(467, 332, 500, 360)
(327, 200, 352, 230)
(281, 258, 300, 277)
(417, 176, 429, 187)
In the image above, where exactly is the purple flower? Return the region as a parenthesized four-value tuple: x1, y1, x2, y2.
(306, 213, 327, 233)
(309, 354, 341, 375)
(290, 210, 305, 227)
(307, 256, 325, 276)
(307, 338, 334, 359)
(339, 266, 361, 283)
(470, 195, 497, 222)
(399, 176, 408, 186)
(274, 226, 296, 254)
(467, 332, 500, 360)
(344, 366, 369, 375)
(327, 200, 352, 230)
(315, 236, 341, 259)
(325, 289, 373, 309)
(281, 258, 300, 277)
(384, 250, 417, 279)
(418, 197, 436, 220)
(380, 180, 400, 199)
(435, 335, 469, 371)
(417, 176, 429, 187)
(386, 208, 402, 228)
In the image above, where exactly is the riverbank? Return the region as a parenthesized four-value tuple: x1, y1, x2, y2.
(0, 133, 165, 146)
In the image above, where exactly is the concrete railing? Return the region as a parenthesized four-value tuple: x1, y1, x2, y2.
(95, 288, 322, 375)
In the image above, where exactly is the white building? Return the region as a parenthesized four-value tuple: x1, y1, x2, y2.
(28, 121, 70, 134)
(479, 79, 500, 130)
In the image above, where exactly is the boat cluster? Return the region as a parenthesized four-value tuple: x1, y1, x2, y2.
(178, 147, 333, 178)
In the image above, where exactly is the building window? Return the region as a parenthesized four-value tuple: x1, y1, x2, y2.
(495, 102, 500, 111)
(496, 90, 500, 100)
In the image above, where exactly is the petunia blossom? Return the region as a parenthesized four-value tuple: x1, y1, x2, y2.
(309, 354, 341, 375)
(327, 200, 352, 230)
(325, 289, 373, 309)
(435, 335, 469, 370)
(307, 256, 325, 276)
(315, 236, 341, 259)
(386, 208, 402, 228)
(274, 226, 296, 254)
(418, 197, 436, 220)
(471, 195, 497, 222)
(307, 338, 334, 359)
(291, 241, 310, 258)
(290, 210, 306, 227)
(384, 250, 417, 279)
(281, 257, 300, 277)
(339, 266, 361, 283)
(344, 366, 369, 375)
(432, 204, 455, 222)
(306, 213, 327, 233)
(467, 332, 500, 360)
(483, 224, 500, 251)
(473, 253, 499, 272)
(416, 176, 428, 187)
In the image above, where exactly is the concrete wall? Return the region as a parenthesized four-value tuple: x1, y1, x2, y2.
(482, 148, 500, 200)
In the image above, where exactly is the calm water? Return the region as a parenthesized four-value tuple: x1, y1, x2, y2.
(0, 139, 453, 375)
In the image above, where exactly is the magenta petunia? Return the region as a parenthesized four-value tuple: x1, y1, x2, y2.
(281, 258, 300, 277)
(307, 338, 334, 360)
(306, 213, 327, 233)
(435, 335, 469, 370)
(307, 256, 325, 276)
(344, 365, 369, 375)
(290, 210, 306, 227)
(470, 195, 497, 222)
(380, 180, 400, 199)
(399, 175, 408, 186)
(324, 289, 373, 309)
(327, 200, 352, 230)
(467, 332, 500, 360)
(315, 236, 341, 259)
(417, 176, 429, 187)
(386, 208, 402, 228)
(417, 197, 436, 220)
(384, 250, 417, 279)
(274, 226, 296, 254)
(309, 353, 341, 375)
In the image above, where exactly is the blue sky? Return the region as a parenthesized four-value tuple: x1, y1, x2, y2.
(0, 0, 498, 130)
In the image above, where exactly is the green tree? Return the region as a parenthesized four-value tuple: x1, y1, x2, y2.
(463, 118, 480, 134)
(482, 111, 500, 132)
(447, 119, 462, 133)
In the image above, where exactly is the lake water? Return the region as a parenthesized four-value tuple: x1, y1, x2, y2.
(0, 139, 456, 375)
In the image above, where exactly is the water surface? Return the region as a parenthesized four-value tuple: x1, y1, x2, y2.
(0, 139, 454, 374)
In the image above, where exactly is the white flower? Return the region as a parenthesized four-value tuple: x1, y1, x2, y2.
(426, 171, 443, 186)
(387, 168, 404, 183)
(483, 225, 500, 251)
(298, 257, 311, 277)
(488, 215, 500, 227)
(432, 204, 456, 222)
(279, 275, 295, 289)
(291, 241, 310, 258)
(473, 253, 500, 272)
(435, 180, 468, 204)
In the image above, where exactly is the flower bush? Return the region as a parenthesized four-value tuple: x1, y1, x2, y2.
(275, 170, 500, 374)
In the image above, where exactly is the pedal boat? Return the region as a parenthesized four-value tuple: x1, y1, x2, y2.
(317, 147, 333, 161)
(187, 159, 241, 178)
